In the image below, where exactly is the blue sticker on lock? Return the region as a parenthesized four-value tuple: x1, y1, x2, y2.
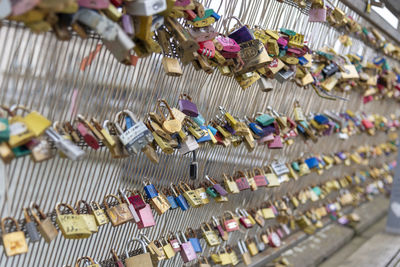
(167, 195, 178, 209)
(189, 237, 202, 253)
(175, 195, 190, 211)
(144, 183, 158, 199)
(125, 116, 134, 129)
(305, 157, 319, 169)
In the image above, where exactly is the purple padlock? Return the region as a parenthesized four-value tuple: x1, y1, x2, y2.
(323, 121, 336, 136)
(227, 17, 254, 44)
(121, 14, 134, 36)
(179, 94, 198, 117)
(309, 8, 327, 22)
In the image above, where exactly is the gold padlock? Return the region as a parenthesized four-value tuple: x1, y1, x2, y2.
(55, 203, 91, 239)
(1, 217, 28, 256)
(90, 201, 109, 226)
(179, 181, 203, 207)
(75, 200, 98, 233)
(162, 57, 183, 76)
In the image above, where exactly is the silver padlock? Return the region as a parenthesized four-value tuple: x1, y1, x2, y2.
(114, 110, 153, 155)
(125, 0, 167, 16)
(275, 69, 295, 83)
(254, 235, 265, 252)
(103, 25, 136, 62)
(0, 0, 11, 19)
(74, 8, 118, 41)
(151, 15, 164, 32)
(45, 128, 85, 161)
(258, 76, 274, 92)
(179, 135, 199, 154)
(119, 189, 141, 223)
(24, 208, 41, 243)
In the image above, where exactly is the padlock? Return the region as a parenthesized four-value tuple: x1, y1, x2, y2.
(223, 173, 240, 193)
(201, 222, 220, 246)
(156, 99, 182, 134)
(226, 16, 254, 44)
(246, 170, 258, 191)
(268, 135, 283, 149)
(246, 238, 259, 256)
(143, 180, 159, 199)
(218, 248, 233, 265)
(163, 188, 179, 209)
(125, 0, 167, 16)
(24, 137, 53, 163)
(177, 231, 197, 262)
(125, 238, 154, 267)
(252, 168, 268, 187)
(180, 182, 203, 207)
(255, 235, 266, 252)
(55, 203, 91, 239)
(237, 39, 272, 74)
(162, 57, 183, 76)
(205, 175, 228, 196)
(258, 76, 274, 92)
(223, 211, 239, 232)
(119, 189, 141, 223)
(11, 105, 51, 137)
(251, 208, 265, 226)
(189, 25, 218, 42)
(78, 0, 109, 9)
(267, 229, 282, 247)
(226, 245, 239, 265)
(186, 228, 202, 253)
(103, 25, 136, 63)
(157, 237, 174, 259)
(29, 203, 57, 243)
(89, 201, 109, 226)
(7, 107, 36, 147)
(195, 184, 209, 205)
(235, 170, 250, 191)
(23, 207, 41, 243)
(137, 203, 156, 229)
(0, 108, 10, 143)
(198, 256, 211, 267)
(179, 94, 199, 117)
(45, 127, 85, 161)
(150, 193, 171, 215)
(75, 200, 98, 233)
(167, 232, 181, 253)
(99, 122, 128, 157)
(235, 208, 253, 229)
(189, 150, 199, 179)
(74, 8, 118, 41)
(114, 110, 153, 155)
(171, 183, 190, 211)
(140, 234, 166, 261)
(111, 249, 125, 267)
(238, 240, 252, 266)
(197, 40, 215, 58)
(103, 194, 134, 226)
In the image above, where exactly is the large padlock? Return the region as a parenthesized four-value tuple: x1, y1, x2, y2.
(75, 200, 99, 233)
(30, 203, 58, 243)
(236, 39, 272, 75)
(125, 0, 167, 16)
(125, 238, 154, 267)
(55, 203, 91, 239)
(23, 208, 41, 243)
(114, 110, 153, 155)
(179, 181, 203, 207)
(103, 194, 134, 226)
(89, 201, 109, 226)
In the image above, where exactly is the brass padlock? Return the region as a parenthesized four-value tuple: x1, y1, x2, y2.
(90, 201, 109, 226)
(30, 203, 58, 243)
(1, 217, 28, 256)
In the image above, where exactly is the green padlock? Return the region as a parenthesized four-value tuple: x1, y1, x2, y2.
(206, 186, 218, 198)
(255, 113, 275, 126)
(291, 161, 300, 172)
(12, 145, 31, 157)
(0, 118, 10, 142)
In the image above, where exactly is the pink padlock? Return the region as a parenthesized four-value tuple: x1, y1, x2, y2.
(277, 37, 288, 47)
(11, 0, 40, 16)
(137, 204, 156, 229)
(257, 133, 275, 145)
(216, 35, 241, 53)
(76, 122, 100, 150)
(309, 8, 327, 22)
(178, 231, 197, 263)
(78, 0, 110, 9)
(268, 135, 283, 149)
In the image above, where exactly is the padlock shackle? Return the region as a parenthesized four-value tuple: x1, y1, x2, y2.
(23, 207, 32, 223)
(178, 181, 191, 192)
(223, 210, 235, 221)
(1, 216, 21, 234)
(170, 183, 179, 197)
(157, 99, 176, 120)
(139, 233, 152, 244)
(125, 238, 147, 258)
(185, 227, 197, 238)
(75, 256, 96, 267)
(75, 200, 92, 215)
(90, 117, 103, 132)
(30, 202, 47, 223)
(222, 16, 243, 35)
(89, 201, 102, 212)
(55, 202, 77, 216)
(10, 104, 31, 116)
(236, 170, 247, 178)
(103, 194, 122, 210)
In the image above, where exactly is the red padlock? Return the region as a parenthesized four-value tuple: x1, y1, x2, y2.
(197, 40, 215, 58)
(168, 232, 181, 252)
(223, 211, 239, 232)
(127, 189, 146, 210)
(76, 121, 100, 150)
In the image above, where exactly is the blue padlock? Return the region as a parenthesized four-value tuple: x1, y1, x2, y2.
(249, 122, 264, 136)
(143, 181, 158, 199)
(211, 11, 221, 21)
(193, 113, 206, 126)
(314, 114, 329, 125)
(305, 157, 319, 169)
(207, 125, 218, 136)
(164, 188, 178, 209)
(196, 126, 212, 143)
(171, 184, 189, 211)
(298, 56, 309, 66)
(187, 228, 202, 253)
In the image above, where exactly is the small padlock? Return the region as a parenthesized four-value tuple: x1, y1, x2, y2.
(89, 201, 109, 226)
(177, 231, 197, 263)
(125, 238, 154, 267)
(201, 222, 220, 246)
(119, 189, 141, 223)
(168, 232, 181, 253)
(45, 127, 85, 161)
(238, 240, 252, 266)
(103, 194, 134, 226)
(23, 207, 41, 243)
(186, 227, 202, 253)
(171, 183, 190, 211)
(160, 237, 176, 259)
